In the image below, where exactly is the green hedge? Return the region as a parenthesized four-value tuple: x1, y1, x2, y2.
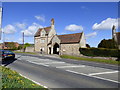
(79, 48, 120, 57)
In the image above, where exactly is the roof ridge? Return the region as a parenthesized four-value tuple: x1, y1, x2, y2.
(57, 32, 82, 36)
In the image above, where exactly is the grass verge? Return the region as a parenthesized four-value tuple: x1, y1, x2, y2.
(0, 66, 46, 89)
(13, 51, 37, 55)
(60, 55, 120, 65)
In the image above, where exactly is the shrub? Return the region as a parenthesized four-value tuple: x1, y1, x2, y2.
(79, 48, 120, 57)
(98, 39, 118, 49)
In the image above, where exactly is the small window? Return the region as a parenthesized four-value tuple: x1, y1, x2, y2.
(41, 30, 45, 36)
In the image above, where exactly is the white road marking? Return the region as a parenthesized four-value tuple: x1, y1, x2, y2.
(19, 73, 48, 88)
(18, 58, 21, 60)
(56, 65, 85, 68)
(41, 62, 65, 64)
(66, 70, 120, 84)
(27, 60, 49, 67)
(88, 71, 119, 76)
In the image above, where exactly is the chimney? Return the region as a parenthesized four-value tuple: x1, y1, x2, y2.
(51, 18, 54, 25)
(51, 18, 55, 30)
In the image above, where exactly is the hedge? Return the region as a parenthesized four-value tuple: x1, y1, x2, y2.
(79, 48, 120, 57)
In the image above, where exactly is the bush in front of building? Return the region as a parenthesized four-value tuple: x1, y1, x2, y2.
(79, 48, 120, 57)
(98, 39, 118, 49)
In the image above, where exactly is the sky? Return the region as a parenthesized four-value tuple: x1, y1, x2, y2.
(0, 2, 119, 47)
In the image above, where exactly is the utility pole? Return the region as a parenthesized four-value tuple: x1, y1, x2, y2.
(22, 32, 24, 52)
(0, 2, 2, 40)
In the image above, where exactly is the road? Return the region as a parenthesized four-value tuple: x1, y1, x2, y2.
(1, 53, 119, 88)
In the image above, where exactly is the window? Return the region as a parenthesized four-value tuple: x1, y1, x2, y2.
(41, 30, 45, 36)
(40, 39, 45, 43)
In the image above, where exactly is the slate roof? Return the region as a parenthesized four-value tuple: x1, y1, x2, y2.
(34, 26, 51, 37)
(116, 32, 120, 44)
(57, 32, 83, 44)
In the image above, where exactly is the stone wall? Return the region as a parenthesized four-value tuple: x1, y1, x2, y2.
(34, 37, 41, 52)
(25, 47, 34, 52)
(60, 43, 80, 56)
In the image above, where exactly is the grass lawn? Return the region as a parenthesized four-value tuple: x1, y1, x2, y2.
(60, 55, 120, 65)
(13, 51, 37, 55)
(0, 66, 46, 89)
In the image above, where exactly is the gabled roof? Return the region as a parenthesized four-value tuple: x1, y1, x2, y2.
(34, 26, 51, 37)
(116, 32, 120, 44)
(57, 32, 83, 44)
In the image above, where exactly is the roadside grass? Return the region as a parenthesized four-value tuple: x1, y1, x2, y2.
(60, 55, 120, 65)
(13, 51, 37, 55)
(0, 66, 46, 89)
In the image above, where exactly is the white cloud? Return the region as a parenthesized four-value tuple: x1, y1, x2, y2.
(21, 22, 43, 37)
(16, 22, 26, 29)
(92, 18, 119, 30)
(3, 24, 16, 34)
(35, 15, 45, 22)
(5, 37, 11, 41)
(86, 32, 97, 39)
(65, 24, 83, 31)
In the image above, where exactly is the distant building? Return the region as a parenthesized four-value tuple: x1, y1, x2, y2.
(34, 18, 86, 55)
(0, 42, 19, 49)
(112, 25, 120, 49)
(0, 43, 2, 49)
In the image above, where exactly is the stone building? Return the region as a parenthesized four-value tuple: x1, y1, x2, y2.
(34, 18, 86, 55)
(112, 25, 120, 49)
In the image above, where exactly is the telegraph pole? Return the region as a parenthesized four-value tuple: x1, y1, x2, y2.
(22, 32, 24, 52)
(0, 2, 2, 40)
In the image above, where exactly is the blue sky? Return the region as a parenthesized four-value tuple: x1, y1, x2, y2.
(0, 2, 119, 47)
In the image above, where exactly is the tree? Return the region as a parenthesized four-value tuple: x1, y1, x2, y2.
(18, 45, 23, 50)
(98, 39, 118, 49)
(86, 44, 90, 48)
(24, 43, 31, 49)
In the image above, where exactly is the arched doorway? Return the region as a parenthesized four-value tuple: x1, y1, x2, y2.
(53, 43, 59, 54)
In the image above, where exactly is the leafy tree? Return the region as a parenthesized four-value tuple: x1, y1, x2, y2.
(98, 39, 118, 49)
(24, 43, 31, 49)
(86, 44, 90, 48)
(18, 45, 23, 50)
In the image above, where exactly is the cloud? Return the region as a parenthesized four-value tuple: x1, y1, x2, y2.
(92, 18, 119, 30)
(86, 32, 97, 39)
(2, 24, 16, 34)
(5, 37, 11, 41)
(21, 22, 43, 37)
(35, 15, 45, 22)
(65, 24, 83, 31)
(16, 22, 26, 29)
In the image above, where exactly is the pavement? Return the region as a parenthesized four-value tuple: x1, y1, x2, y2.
(1, 53, 119, 88)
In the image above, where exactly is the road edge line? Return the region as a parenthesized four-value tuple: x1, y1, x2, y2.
(19, 73, 48, 88)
